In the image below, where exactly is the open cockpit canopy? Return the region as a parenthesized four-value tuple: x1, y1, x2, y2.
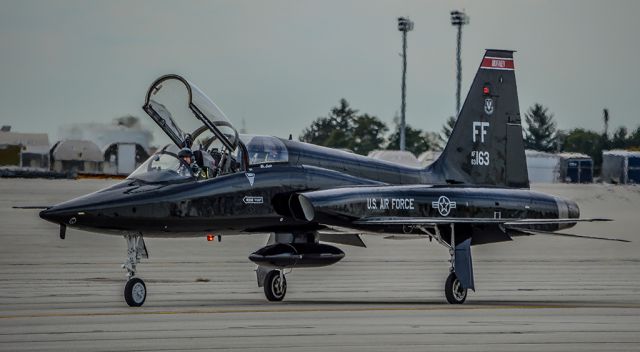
(137, 75, 291, 182)
(128, 144, 194, 183)
(143, 74, 239, 152)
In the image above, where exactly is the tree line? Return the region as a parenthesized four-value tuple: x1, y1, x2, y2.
(300, 98, 640, 171)
(523, 104, 640, 170)
(300, 99, 439, 156)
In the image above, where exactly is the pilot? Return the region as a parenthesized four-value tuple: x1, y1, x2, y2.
(177, 147, 200, 177)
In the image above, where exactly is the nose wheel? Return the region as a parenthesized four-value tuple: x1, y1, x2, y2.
(122, 234, 149, 307)
(124, 277, 147, 307)
(264, 270, 287, 301)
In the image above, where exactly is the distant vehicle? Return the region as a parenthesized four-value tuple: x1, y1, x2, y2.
(38, 50, 623, 307)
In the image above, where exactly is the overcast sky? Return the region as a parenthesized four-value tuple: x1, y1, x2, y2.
(1, 0, 639, 146)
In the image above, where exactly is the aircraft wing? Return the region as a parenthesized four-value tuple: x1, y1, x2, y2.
(507, 228, 630, 243)
(353, 217, 611, 226)
(351, 217, 627, 242)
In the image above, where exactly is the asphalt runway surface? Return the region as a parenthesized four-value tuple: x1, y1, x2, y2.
(1, 179, 639, 351)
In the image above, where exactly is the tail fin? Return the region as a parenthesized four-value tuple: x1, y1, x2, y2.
(431, 49, 529, 188)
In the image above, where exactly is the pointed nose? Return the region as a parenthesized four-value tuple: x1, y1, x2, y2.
(39, 206, 77, 225)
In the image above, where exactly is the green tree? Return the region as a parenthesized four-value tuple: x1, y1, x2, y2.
(628, 126, 640, 149)
(439, 116, 456, 144)
(562, 128, 603, 171)
(299, 99, 388, 155)
(610, 126, 628, 149)
(300, 98, 358, 150)
(523, 104, 557, 152)
(386, 117, 436, 156)
(351, 113, 388, 155)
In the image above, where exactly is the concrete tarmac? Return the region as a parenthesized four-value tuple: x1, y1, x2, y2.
(1, 179, 639, 351)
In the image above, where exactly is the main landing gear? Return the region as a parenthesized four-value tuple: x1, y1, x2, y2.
(256, 265, 289, 301)
(445, 272, 467, 304)
(420, 224, 474, 304)
(122, 234, 148, 307)
(263, 269, 287, 301)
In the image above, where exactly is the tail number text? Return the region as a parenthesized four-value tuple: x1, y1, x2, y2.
(471, 150, 490, 166)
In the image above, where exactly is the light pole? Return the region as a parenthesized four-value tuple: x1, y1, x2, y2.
(397, 16, 413, 151)
(450, 10, 469, 115)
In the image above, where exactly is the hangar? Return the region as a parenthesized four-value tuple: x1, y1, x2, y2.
(0, 127, 50, 169)
(50, 140, 104, 174)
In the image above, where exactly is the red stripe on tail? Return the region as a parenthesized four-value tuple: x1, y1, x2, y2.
(480, 57, 514, 71)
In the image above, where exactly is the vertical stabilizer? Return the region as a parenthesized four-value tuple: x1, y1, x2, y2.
(431, 50, 529, 188)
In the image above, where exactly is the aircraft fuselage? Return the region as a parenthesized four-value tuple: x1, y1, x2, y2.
(40, 148, 578, 241)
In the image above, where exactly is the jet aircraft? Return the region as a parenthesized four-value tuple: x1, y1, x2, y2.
(39, 49, 624, 307)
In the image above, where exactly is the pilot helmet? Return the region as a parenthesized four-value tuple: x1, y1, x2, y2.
(178, 147, 193, 160)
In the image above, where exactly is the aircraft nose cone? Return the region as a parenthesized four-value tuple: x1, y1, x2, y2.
(39, 206, 73, 225)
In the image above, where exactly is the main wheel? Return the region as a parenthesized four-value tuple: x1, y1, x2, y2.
(264, 270, 287, 302)
(124, 277, 146, 307)
(444, 272, 467, 304)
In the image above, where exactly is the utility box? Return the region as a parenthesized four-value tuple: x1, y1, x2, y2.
(558, 153, 593, 183)
(0, 131, 50, 169)
(0, 145, 21, 166)
(602, 150, 640, 184)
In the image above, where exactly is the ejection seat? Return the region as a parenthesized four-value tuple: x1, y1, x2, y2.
(192, 150, 216, 180)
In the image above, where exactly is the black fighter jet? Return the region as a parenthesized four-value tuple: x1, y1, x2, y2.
(39, 49, 623, 307)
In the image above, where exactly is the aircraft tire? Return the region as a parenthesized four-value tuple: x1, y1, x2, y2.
(264, 270, 287, 302)
(445, 272, 467, 304)
(124, 277, 146, 307)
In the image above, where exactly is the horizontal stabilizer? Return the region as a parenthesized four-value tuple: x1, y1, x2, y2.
(510, 228, 630, 243)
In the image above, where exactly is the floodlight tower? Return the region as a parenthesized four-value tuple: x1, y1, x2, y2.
(450, 10, 469, 115)
(397, 16, 414, 151)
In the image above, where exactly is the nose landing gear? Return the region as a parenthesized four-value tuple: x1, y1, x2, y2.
(122, 234, 148, 307)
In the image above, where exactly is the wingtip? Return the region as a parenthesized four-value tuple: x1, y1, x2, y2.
(12, 205, 51, 210)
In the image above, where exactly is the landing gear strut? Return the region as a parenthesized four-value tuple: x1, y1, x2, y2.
(122, 234, 148, 307)
(263, 269, 287, 301)
(444, 224, 467, 304)
(420, 224, 472, 304)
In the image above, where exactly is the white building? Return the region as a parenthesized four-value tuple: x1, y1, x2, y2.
(50, 140, 104, 173)
(0, 129, 50, 169)
(525, 150, 593, 183)
(418, 150, 442, 167)
(367, 150, 421, 168)
(602, 150, 640, 184)
(58, 118, 153, 174)
(525, 150, 561, 183)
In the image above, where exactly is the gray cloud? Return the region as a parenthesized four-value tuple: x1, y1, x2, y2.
(1, 0, 639, 146)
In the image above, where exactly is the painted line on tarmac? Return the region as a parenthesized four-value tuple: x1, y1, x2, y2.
(1, 304, 639, 319)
